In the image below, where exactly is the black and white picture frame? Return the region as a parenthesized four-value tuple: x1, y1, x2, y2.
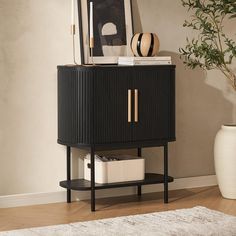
(78, 0, 133, 64)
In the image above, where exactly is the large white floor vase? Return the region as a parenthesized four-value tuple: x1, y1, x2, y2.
(214, 125, 236, 199)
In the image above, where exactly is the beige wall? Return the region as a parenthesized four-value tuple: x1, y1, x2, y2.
(0, 0, 235, 196)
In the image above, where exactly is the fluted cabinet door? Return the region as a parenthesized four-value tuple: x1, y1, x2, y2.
(93, 67, 133, 144)
(132, 67, 174, 141)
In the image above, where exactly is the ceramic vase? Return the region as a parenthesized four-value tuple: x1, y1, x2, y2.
(131, 33, 160, 57)
(214, 125, 236, 199)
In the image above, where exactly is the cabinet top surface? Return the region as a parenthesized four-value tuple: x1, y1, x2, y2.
(57, 64, 176, 71)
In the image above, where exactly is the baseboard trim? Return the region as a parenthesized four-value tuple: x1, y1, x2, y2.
(0, 191, 67, 209)
(0, 175, 217, 208)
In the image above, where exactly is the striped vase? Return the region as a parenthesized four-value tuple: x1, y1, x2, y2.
(131, 33, 160, 57)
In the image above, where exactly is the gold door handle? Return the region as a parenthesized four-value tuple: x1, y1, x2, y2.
(134, 89, 138, 122)
(128, 89, 131, 123)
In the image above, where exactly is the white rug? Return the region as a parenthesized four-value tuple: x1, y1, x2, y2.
(1, 206, 236, 236)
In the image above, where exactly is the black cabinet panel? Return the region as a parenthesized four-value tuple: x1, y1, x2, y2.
(58, 67, 93, 145)
(132, 67, 170, 140)
(93, 67, 133, 143)
(169, 68, 176, 140)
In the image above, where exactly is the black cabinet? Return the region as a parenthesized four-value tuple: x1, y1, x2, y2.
(58, 65, 175, 147)
(57, 65, 176, 211)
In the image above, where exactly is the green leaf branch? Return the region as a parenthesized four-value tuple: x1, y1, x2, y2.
(179, 0, 236, 90)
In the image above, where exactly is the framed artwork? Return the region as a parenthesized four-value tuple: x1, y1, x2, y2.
(78, 0, 133, 64)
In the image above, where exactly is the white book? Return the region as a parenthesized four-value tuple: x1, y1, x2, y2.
(118, 60, 172, 66)
(118, 56, 172, 62)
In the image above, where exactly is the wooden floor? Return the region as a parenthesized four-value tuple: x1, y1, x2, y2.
(0, 186, 236, 232)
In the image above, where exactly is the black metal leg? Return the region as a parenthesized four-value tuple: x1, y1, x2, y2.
(137, 186, 142, 196)
(90, 147, 96, 211)
(164, 143, 168, 203)
(138, 148, 142, 157)
(67, 146, 71, 203)
(137, 148, 142, 196)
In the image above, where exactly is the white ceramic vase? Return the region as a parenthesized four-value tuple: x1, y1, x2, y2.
(214, 125, 236, 199)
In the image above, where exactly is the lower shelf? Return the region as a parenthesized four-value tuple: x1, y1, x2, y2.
(60, 173, 174, 191)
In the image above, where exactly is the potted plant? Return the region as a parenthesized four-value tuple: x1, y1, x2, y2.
(180, 0, 236, 199)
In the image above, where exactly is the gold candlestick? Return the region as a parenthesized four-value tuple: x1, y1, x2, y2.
(90, 37, 94, 65)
